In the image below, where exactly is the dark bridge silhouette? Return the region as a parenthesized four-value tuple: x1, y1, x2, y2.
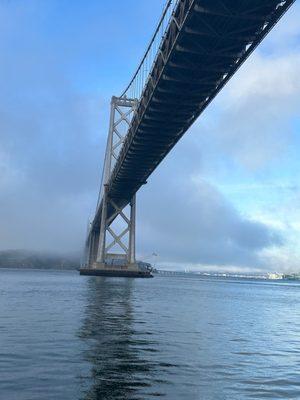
(81, 0, 295, 277)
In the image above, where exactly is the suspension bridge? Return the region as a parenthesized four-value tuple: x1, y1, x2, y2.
(80, 0, 295, 277)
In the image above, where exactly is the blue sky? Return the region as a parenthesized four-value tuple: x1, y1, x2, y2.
(0, 0, 299, 272)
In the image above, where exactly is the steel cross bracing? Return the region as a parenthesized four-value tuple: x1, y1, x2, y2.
(86, 97, 137, 268)
(85, 0, 296, 269)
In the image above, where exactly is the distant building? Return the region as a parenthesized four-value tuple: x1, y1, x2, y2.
(267, 272, 283, 280)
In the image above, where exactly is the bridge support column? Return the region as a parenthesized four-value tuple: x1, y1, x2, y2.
(91, 230, 100, 265)
(97, 184, 108, 263)
(128, 194, 136, 265)
(85, 229, 100, 267)
(84, 234, 92, 268)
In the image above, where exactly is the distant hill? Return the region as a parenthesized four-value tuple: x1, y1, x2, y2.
(0, 250, 81, 270)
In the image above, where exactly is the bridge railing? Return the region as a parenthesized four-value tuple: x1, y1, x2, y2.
(120, 0, 179, 100)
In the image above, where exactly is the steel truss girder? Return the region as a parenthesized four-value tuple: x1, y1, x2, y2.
(194, 4, 267, 21)
(109, 0, 295, 202)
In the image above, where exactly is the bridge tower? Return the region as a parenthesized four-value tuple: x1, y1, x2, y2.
(82, 96, 150, 277)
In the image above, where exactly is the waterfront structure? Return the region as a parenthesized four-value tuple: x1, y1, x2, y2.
(267, 273, 283, 280)
(81, 0, 295, 277)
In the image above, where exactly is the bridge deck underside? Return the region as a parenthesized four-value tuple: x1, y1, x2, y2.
(92, 0, 294, 230)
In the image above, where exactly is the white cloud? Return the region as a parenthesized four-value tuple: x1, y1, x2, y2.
(226, 53, 300, 101)
(202, 52, 300, 170)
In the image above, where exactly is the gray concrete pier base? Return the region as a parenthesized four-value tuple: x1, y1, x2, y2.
(80, 262, 153, 278)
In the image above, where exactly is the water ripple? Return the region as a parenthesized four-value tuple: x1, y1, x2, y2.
(1, 270, 300, 399)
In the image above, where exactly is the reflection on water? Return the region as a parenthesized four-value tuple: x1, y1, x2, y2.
(78, 276, 300, 400)
(78, 278, 167, 399)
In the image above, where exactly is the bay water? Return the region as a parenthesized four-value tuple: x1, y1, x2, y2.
(1, 269, 300, 399)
